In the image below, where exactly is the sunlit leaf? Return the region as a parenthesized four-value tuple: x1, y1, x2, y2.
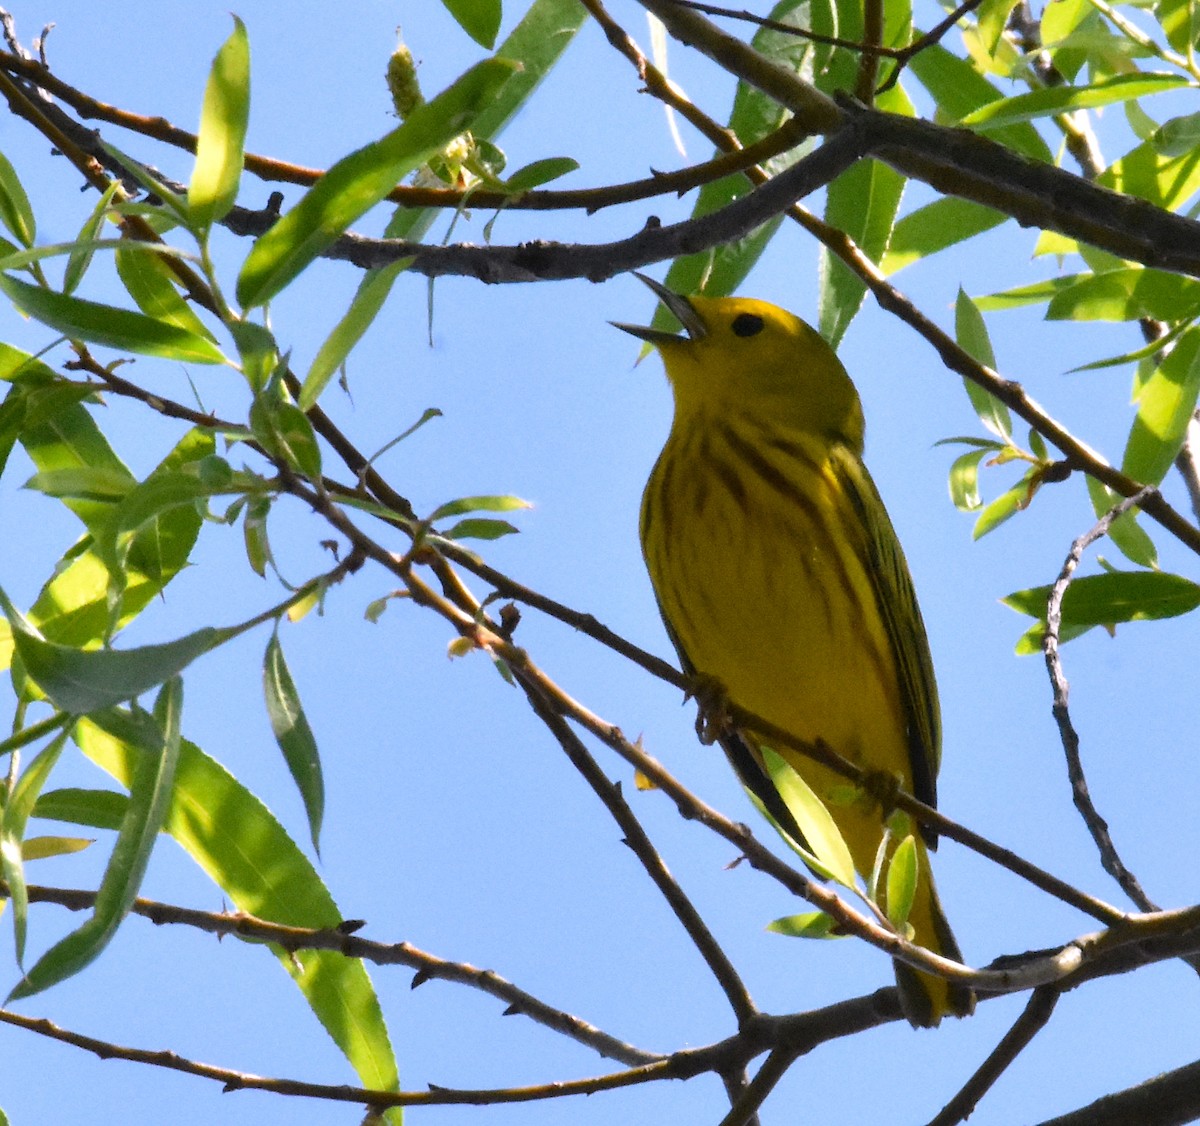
(75, 709, 401, 1102)
(9, 680, 181, 1000)
(0, 274, 226, 364)
(189, 17, 251, 230)
(263, 632, 324, 854)
(440, 0, 502, 48)
(1122, 326, 1200, 487)
(236, 58, 517, 308)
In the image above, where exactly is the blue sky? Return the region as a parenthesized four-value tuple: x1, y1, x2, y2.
(1, 2, 1198, 1123)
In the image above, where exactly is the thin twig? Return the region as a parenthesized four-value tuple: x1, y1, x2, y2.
(1043, 489, 1160, 912)
(717, 1048, 800, 1126)
(0, 1007, 671, 1108)
(928, 987, 1059, 1126)
(16, 882, 659, 1066)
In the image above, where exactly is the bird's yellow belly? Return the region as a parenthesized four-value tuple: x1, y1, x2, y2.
(647, 453, 913, 797)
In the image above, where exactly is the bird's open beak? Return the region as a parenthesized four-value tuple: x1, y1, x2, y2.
(611, 272, 708, 344)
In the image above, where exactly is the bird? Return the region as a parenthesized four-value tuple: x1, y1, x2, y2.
(614, 273, 974, 1028)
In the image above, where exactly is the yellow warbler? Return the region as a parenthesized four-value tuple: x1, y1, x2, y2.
(617, 275, 973, 1028)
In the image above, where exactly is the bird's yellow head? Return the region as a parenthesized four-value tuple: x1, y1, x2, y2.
(614, 274, 865, 449)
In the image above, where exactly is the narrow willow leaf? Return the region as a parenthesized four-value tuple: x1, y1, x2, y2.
(0, 274, 226, 364)
(657, 0, 832, 321)
(885, 835, 918, 929)
(0, 589, 240, 714)
(961, 73, 1191, 130)
(502, 156, 580, 192)
(1101, 136, 1200, 212)
(441, 0, 502, 48)
(948, 448, 988, 511)
(470, 0, 588, 141)
(115, 244, 217, 340)
(760, 747, 857, 888)
(249, 396, 322, 478)
(1046, 268, 1200, 323)
(907, 45, 1052, 161)
(236, 58, 517, 309)
(1003, 570, 1200, 629)
(9, 681, 181, 1001)
(2, 733, 69, 964)
(263, 633, 324, 854)
(1123, 326, 1200, 486)
(64, 183, 121, 295)
(1153, 110, 1200, 157)
(189, 17, 251, 230)
(819, 84, 910, 346)
(0, 150, 35, 247)
(428, 493, 531, 521)
(438, 517, 520, 541)
(75, 710, 401, 1100)
(955, 290, 1012, 439)
(33, 787, 127, 830)
(973, 474, 1032, 538)
(883, 198, 1005, 274)
(300, 257, 411, 410)
(767, 911, 840, 938)
(21, 836, 93, 860)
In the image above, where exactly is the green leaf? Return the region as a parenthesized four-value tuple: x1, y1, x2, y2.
(115, 244, 217, 341)
(973, 473, 1032, 538)
(21, 836, 94, 861)
(189, 16, 251, 230)
(1159, 0, 1200, 53)
(242, 494, 272, 578)
(0, 274, 226, 364)
(658, 0, 831, 317)
(1086, 476, 1158, 568)
(10, 680, 182, 1000)
(438, 517, 520, 541)
(767, 911, 840, 938)
(34, 787, 128, 830)
(470, 0, 588, 141)
(883, 197, 1005, 274)
(2, 733, 69, 964)
(1100, 136, 1200, 212)
(428, 493, 531, 521)
(947, 448, 988, 511)
(75, 709, 401, 1101)
(441, 0, 502, 48)
(955, 290, 1012, 439)
(907, 44, 1052, 161)
(502, 156, 579, 192)
(885, 834, 918, 929)
(249, 395, 322, 478)
(1122, 326, 1200, 487)
(759, 747, 858, 888)
(1152, 110, 1200, 157)
(1003, 570, 1200, 632)
(236, 58, 517, 308)
(263, 632, 324, 854)
(24, 466, 134, 503)
(960, 73, 1191, 130)
(64, 183, 121, 295)
(819, 85, 909, 346)
(1045, 268, 1200, 323)
(0, 589, 241, 714)
(300, 257, 411, 410)
(0, 150, 35, 247)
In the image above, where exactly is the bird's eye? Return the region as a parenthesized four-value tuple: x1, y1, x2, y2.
(731, 313, 764, 338)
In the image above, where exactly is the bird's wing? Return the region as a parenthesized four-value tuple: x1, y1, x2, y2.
(830, 444, 942, 843)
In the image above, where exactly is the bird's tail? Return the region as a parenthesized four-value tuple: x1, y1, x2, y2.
(892, 838, 975, 1028)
